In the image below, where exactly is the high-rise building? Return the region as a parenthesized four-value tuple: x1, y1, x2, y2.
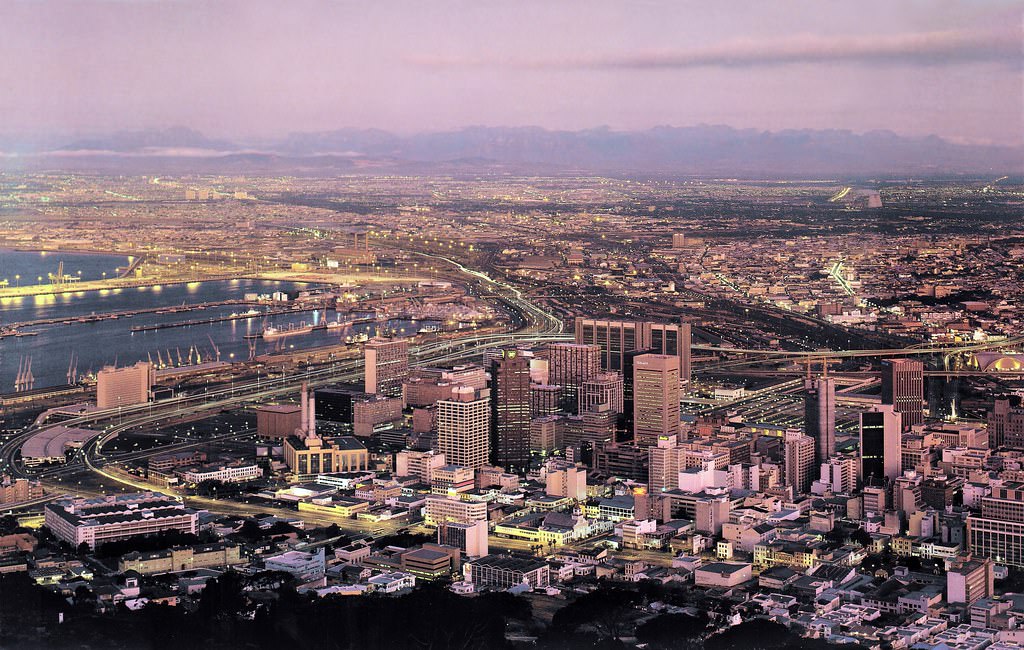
(546, 343, 600, 413)
(947, 556, 994, 605)
(594, 441, 649, 481)
(881, 359, 924, 430)
(989, 397, 1024, 448)
(632, 354, 680, 446)
(817, 455, 858, 494)
(574, 318, 692, 383)
(579, 371, 624, 415)
(530, 415, 564, 455)
(437, 520, 489, 558)
(490, 351, 531, 472)
(574, 319, 643, 372)
(649, 321, 692, 383)
(395, 449, 447, 483)
(404, 365, 488, 407)
(783, 431, 816, 494)
(579, 405, 616, 448)
(436, 387, 492, 468)
(859, 405, 903, 483)
(968, 483, 1024, 568)
(545, 464, 587, 500)
(529, 384, 564, 417)
(96, 362, 154, 410)
(364, 337, 409, 399)
(804, 377, 836, 465)
(649, 434, 683, 493)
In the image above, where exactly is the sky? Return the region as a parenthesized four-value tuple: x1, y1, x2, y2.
(1, 0, 1021, 145)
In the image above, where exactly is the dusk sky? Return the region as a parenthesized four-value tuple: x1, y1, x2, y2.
(1, 0, 1021, 145)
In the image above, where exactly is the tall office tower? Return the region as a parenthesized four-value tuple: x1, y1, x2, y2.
(859, 405, 903, 484)
(574, 318, 692, 383)
(546, 343, 600, 414)
(437, 520, 489, 558)
(968, 483, 1024, 568)
(649, 321, 691, 385)
(574, 319, 642, 372)
(530, 384, 563, 417)
(649, 434, 683, 493)
(632, 354, 680, 446)
(804, 377, 836, 465)
(783, 431, 816, 495)
(622, 348, 653, 433)
(489, 351, 531, 472)
(580, 405, 616, 447)
(364, 337, 409, 399)
(96, 361, 154, 409)
(989, 397, 1024, 448)
(862, 485, 887, 515)
(579, 372, 624, 415)
(530, 415, 565, 455)
(436, 387, 491, 469)
(881, 359, 924, 430)
(946, 556, 994, 605)
(818, 455, 858, 494)
(672, 233, 687, 249)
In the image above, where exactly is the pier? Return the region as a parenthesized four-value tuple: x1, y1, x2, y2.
(129, 306, 327, 332)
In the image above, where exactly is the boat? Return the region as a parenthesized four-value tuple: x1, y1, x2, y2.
(345, 332, 369, 345)
(262, 323, 315, 340)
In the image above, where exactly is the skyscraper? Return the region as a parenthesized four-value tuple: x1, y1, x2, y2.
(490, 350, 531, 472)
(804, 376, 836, 465)
(632, 354, 680, 446)
(881, 358, 924, 430)
(364, 337, 409, 399)
(546, 342, 600, 414)
(988, 397, 1024, 448)
(96, 361, 154, 410)
(783, 431, 816, 494)
(649, 434, 683, 493)
(436, 387, 492, 469)
(574, 317, 692, 383)
(859, 405, 902, 483)
(968, 483, 1024, 568)
(579, 371, 624, 415)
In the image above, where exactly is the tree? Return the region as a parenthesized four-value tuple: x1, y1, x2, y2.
(550, 586, 642, 641)
(852, 527, 873, 547)
(636, 613, 709, 650)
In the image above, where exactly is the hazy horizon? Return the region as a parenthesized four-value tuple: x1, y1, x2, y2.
(2, 0, 1022, 147)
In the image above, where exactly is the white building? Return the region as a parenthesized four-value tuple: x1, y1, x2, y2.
(45, 492, 197, 549)
(436, 387, 491, 468)
(180, 462, 263, 484)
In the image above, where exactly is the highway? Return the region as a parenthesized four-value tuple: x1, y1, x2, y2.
(0, 251, 568, 485)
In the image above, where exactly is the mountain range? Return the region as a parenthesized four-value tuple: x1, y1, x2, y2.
(2, 125, 1020, 176)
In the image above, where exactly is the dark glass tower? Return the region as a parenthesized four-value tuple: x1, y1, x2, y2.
(490, 350, 531, 472)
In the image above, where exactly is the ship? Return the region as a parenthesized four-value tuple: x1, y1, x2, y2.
(345, 332, 369, 345)
(261, 322, 315, 340)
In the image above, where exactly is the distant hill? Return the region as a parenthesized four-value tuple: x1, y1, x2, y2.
(60, 126, 238, 153)
(8, 125, 1022, 176)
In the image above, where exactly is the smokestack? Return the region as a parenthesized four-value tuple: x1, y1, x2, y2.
(300, 381, 309, 434)
(308, 392, 316, 438)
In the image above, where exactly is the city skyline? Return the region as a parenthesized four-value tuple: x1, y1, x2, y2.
(2, 2, 1024, 648)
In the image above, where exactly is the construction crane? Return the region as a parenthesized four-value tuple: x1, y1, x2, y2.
(207, 335, 221, 361)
